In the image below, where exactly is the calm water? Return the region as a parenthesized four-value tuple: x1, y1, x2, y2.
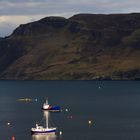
(0, 81, 140, 140)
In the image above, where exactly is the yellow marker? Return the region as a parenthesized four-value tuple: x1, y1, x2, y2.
(88, 120, 92, 125)
(7, 122, 11, 126)
(65, 108, 68, 112)
(60, 131, 62, 135)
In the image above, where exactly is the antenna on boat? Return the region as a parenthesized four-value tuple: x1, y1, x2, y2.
(46, 98, 48, 104)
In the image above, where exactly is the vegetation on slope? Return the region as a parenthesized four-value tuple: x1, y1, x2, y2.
(0, 14, 140, 80)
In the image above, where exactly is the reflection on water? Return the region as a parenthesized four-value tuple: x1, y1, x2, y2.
(32, 134, 56, 140)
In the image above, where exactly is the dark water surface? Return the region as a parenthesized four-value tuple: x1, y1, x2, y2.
(0, 81, 140, 140)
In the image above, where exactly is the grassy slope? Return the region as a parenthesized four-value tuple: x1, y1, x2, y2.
(0, 14, 140, 80)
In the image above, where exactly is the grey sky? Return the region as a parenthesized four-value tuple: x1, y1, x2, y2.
(1, 0, 140, 37)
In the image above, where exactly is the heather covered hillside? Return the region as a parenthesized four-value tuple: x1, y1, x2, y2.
(0, 13, 140, 80)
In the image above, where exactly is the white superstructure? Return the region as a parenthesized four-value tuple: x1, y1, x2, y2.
(31, 111, 56, 135)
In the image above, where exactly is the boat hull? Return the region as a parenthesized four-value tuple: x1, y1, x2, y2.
(42, 106, 61, 112)
(42, 108, 61, 112)
(31, 129, 56, 135)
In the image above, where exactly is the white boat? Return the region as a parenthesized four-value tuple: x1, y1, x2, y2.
(31, 111, 56, 135)
(42, 99, 61, 112)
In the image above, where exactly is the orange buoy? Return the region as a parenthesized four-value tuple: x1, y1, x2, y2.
(12, 136, 15, 140)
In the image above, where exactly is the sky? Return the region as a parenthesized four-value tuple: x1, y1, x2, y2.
(1, 0, 140, 37)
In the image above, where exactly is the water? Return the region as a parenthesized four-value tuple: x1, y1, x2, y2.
(0, 81, 140, 140)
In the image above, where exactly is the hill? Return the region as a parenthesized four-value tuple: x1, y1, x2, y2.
(0, 13, 140, 80)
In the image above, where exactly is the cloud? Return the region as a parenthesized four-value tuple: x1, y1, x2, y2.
(1, 0, 140, 36)
(0, 15, 47, 36)
(1, 0, 140, 16)
(0, 0, 140, 15)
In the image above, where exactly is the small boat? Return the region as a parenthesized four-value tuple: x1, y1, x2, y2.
(42, 99, 61, 112)
(31, 111, 56, 135)
(17, 98, 32, 102)
(31, 124, 56, 134)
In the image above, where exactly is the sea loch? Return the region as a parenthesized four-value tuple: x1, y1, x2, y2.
(0, 81, 140, 140)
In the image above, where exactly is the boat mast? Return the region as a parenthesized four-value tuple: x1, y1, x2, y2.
(46, 98, 48, 104)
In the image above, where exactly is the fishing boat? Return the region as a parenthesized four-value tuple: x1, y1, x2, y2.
(31, 111, 56, 135)
(42, 99, 61, 112)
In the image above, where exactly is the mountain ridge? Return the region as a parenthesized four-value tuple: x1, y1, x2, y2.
(0, 13, 140, 80)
